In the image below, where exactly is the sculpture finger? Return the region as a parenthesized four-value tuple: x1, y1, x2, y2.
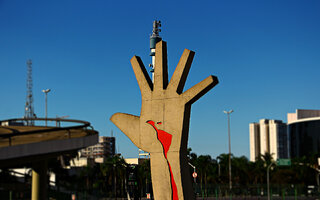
(167, 49, 195, 94)
(182, 75, 219, 105)
(110, 113, 140, 147)
(131, 56, 153, 98)
(154, 41, 168, 91)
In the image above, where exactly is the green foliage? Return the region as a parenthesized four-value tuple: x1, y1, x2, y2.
(187, 148, 319, 197)
(46, 150, 319, 198)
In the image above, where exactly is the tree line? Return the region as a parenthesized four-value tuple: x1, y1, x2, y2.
(50, 149, 319, 198)
(2, 149, 318, 199)
(187, 149, 319, 197)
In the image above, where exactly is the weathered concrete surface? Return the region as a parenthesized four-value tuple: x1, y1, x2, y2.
(0, 126, 98, 167)
(31, 160, 48, 200)
(0, 133, 98, 160)
(111, 41, 218, 200)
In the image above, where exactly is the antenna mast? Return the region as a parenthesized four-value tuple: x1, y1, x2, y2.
(137, 21, 163, 158)
(25, 59, 35, 125)
(149, 20, 162, 81)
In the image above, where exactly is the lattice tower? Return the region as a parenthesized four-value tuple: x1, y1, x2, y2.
(25, 59, 35, 125)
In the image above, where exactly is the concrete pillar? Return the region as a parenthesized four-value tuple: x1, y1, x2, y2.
(32, 160, 48, 200)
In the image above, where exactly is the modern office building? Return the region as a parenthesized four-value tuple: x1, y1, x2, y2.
(288, 109, 320, 158)
(250, 109, 320, 161)
(249, 119, 288, 161)
(249, 123, 260, 162)
(80, 136, 115, 163)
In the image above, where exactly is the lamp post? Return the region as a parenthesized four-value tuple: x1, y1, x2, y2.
(223, 109, 233, 191)
(42, 89, 51, 126)
(216, 157, 221, 178)
(267, 162, 275, 200)
(188, 162, 196, 183)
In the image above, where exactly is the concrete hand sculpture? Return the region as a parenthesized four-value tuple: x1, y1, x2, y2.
(111, 41, 218, 200)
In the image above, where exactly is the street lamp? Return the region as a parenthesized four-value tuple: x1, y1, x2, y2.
(42, 89, 51, 126)
(223, 109, 233, 191)
(267, 162, 275, 200)
(188, 162, 196, 183)
(216, 157, 221, 177)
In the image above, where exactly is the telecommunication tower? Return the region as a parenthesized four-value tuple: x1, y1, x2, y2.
(137, 21, 163, 158)
(149, 20, 162, 81)
(25, 59, 35, 125)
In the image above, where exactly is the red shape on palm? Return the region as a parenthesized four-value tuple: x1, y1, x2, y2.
(147, 120, 178, 200)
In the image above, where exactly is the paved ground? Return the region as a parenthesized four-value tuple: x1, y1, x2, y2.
(97, 197, 319, 200)
(194, 197, 318, 200)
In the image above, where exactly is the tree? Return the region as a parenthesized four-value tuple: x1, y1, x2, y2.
(232, 156, 250, 186)
(217, 153, 230, 185)
(196, 155, 215, 196)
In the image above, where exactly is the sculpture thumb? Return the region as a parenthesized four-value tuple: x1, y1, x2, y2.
(110, 113, 140, 147)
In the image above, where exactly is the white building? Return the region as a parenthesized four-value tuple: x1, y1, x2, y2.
(80, 136, 115, 163)
(287, 109, 320, 123)
(249, 119, 288, 162)
(249, 123, 260, 162)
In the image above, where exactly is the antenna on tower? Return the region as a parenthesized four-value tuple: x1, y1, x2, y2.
(149, 20, 162, 81)
(136, 21, 163, 158)
(25, 59, 35, 125)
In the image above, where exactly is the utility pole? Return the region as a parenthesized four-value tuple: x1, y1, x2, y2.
(224, 109, 233, 191)
(42, 89, 51, 126)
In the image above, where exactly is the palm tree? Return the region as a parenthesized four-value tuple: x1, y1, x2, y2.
(100, 161, 114, 196)
(97, 155, 125, 197)
(217, 153, 230, 185)
(196, 155, 214, 197)
(232, 156, 250, 186)
(250, 152, 274, 185)
(261, 152, 274, 166)
(79, 163, 96, 194)
(136, 159, 151, 197)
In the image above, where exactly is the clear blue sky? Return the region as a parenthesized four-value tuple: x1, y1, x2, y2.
(1, 0, 320, 159)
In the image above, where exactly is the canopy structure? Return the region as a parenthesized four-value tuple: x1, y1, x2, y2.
(0, 118, 98, 166)
(0, 118, 98, 200)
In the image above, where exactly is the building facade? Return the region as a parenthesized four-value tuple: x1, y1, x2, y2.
(80, 136, 115, 163)
(288, 109, 320, 158)
(250, 109, 320, 161)
(249, 123, 260, 162)
(249, 119, 288, 161)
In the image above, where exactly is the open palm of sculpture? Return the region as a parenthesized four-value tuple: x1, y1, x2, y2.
(111, 41, 218, 200)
